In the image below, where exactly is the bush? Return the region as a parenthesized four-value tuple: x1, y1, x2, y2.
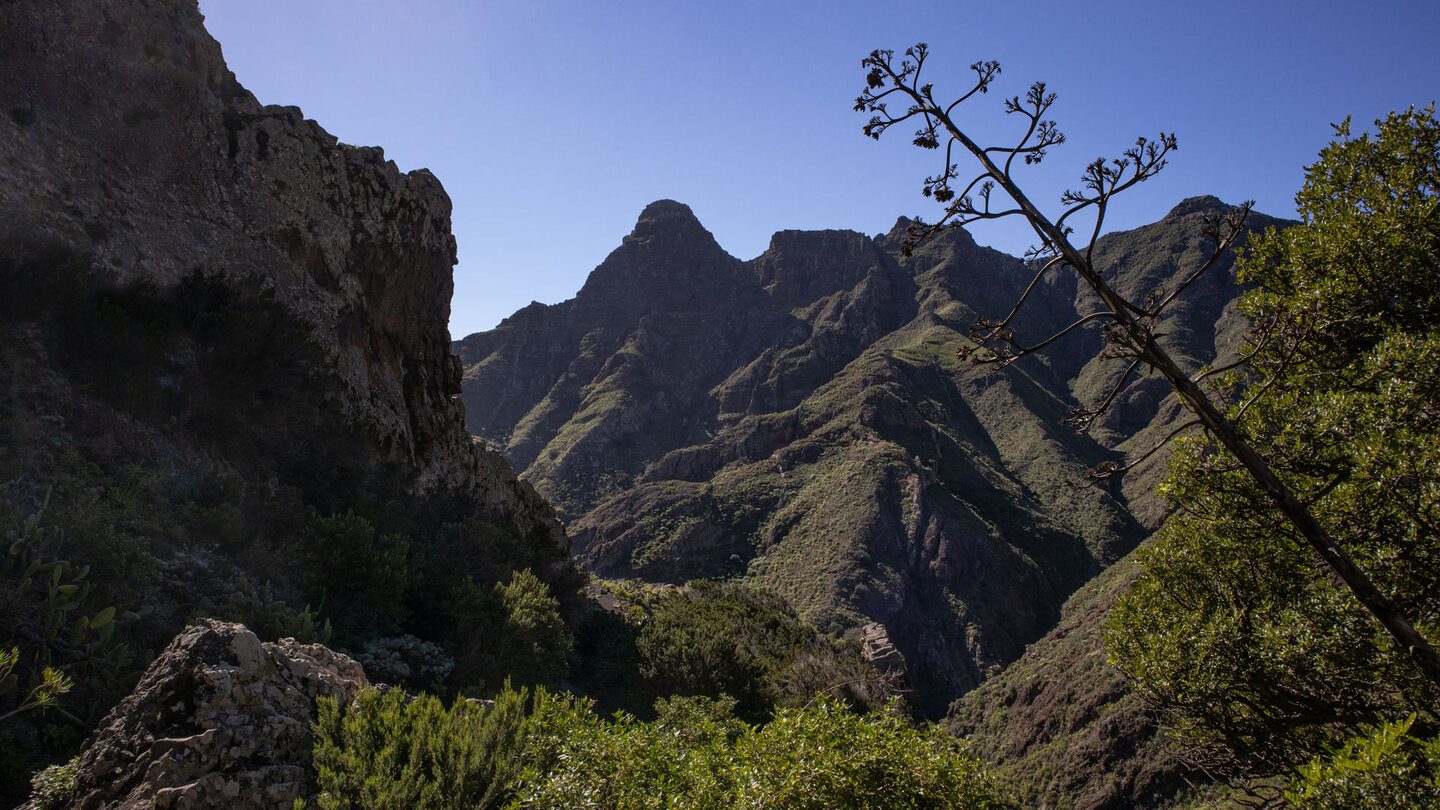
(353, 635, 453, 691)
(27, 757, 77, 810)
(635, 580, 889, 721)
(494, 569, 572, 688)
(298, 511, 409, 641)
(1285, 717, 1440, 809)
(511, 694, 1006, 809)
(311, 684, 531, 810)
(451, 569, 572, 692)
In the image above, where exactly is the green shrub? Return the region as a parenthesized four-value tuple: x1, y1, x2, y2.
(311, 684, 531, 810)
(635, 580, 888, 721)
(27, 756, 77, 810)
(299, 511, 409, 641)
(495, 569, 572, 688)
(451, 569, 572, 691)
(1285, 717, 1440, 809)
(511, 694, 1006, 809)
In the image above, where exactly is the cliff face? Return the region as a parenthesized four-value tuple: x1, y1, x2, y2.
(0, 2, 565, 797)
(457, 197, 1280, 716)
(0, 0, 564, 538)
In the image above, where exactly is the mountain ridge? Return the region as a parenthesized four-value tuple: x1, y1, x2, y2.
(456, 194, 1284, 715)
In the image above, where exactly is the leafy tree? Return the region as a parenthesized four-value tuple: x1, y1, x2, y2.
(1105, 108, 1440, 782)
(299, 511, 409, 642)
(449, 568, 573, 691)
(493, 568, 573, 689)
(856, 45, 1440, 690)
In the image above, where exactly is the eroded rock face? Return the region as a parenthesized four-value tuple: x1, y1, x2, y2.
(0, 5, 567, 797)
(23, 619, 366, 810)
(0, 0, 565, 545)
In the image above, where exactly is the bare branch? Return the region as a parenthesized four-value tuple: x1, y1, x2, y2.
(1065, 356, 1144, 433)
(1079, 417, 1204, 484)
(1148, 203, 1254, 318)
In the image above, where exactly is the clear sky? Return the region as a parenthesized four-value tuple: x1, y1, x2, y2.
(197, 1, 1440, 338)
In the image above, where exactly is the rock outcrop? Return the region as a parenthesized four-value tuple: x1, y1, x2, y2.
(0, 0, 563, 547)
(22, 619, 367, 810)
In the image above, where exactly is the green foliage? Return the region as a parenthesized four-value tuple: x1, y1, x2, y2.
(311, 684, 532, 810)
(0, 648, 72, 723)
(195, 575, 332, 645)
(494, 569, 573, 688)
(298, 511, 410, 642)
(1106, 107, 1440, 779)
(27, 756, 77, 810)
(737, 700, 1004, 809)
(511, 692, 740, 808)
(3, 492, 129, 670)
(634, 580, 889, 722)
(511, 694, 1006, 809)
(1285, 717, 1440, 809)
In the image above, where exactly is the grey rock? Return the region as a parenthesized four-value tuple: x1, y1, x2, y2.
(23, 619, 367, 810)
(0, 0, 565, 552)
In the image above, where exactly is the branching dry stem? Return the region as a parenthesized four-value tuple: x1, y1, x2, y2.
(857, 43, 1440, 690)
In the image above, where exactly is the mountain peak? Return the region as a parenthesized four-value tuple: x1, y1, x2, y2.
(633, 199, 701, 232)
(1164, 195, 1229, 220)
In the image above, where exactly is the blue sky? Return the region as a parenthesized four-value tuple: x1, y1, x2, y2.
(198, 1, 1440, 338)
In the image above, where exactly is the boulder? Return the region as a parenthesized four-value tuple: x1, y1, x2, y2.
(28, 619, 367, 810)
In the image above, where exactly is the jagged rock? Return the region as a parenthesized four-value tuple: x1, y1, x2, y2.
(21, 619, 367, 810)
(0, 0, 565, 553)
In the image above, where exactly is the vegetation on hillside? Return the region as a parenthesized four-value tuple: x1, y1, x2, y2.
(7, 14, 1438, 806)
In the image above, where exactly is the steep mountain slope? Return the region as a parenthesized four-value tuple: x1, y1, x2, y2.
(946, 558, 1194, 810)
(458, 196, 1281, 714)
(0, 0, 566, 796)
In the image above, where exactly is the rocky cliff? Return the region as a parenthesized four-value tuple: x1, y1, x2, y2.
(0, 0, 566, 798)
(457, 196, 1283, 715)
(0, 0, 563, 531)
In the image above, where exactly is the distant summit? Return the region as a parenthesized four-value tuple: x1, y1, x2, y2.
(1164, 194, 1230, 219)
(635, 198, 700, 225)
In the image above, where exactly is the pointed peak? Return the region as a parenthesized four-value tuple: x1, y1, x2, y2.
(886, 216, 918, 238)
(1164, 195, 1228, 220)
(621, 199, 722, 251)
(634, 199, 700, 230)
